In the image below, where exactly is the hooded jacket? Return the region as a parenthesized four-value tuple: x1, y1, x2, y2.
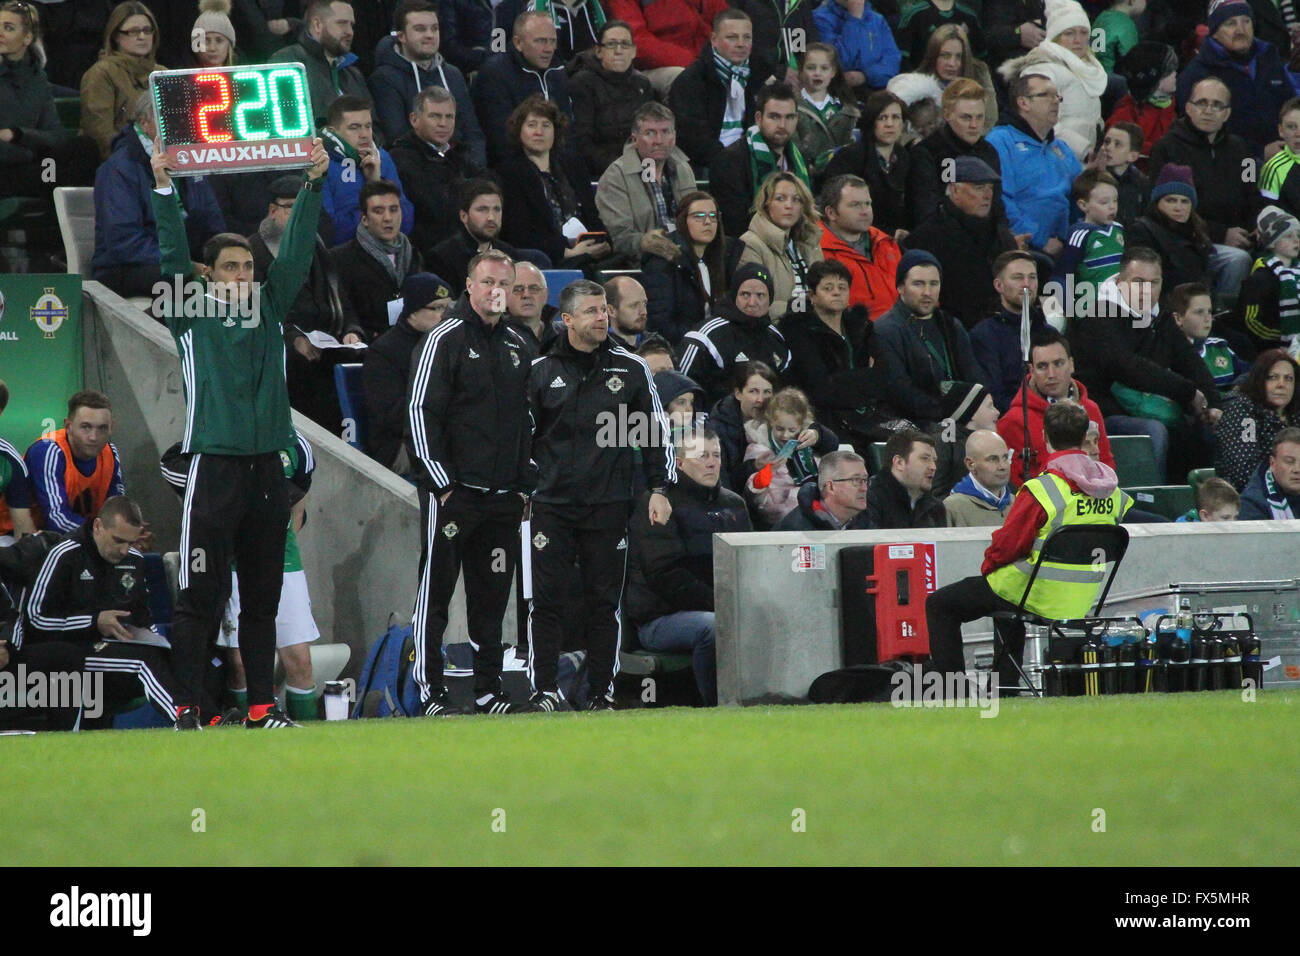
(625, 471, 751, 627)
(666, 41, 780, 168)
(818, 222, 901, 321)
(986, 111, 1083, 251)
(1069, 277, 1221, 418)
(0, 49, 72, 167)
(874, 297, 991, 425)
(902, 197, 1018, 329)
(268, 28, 369, 130)
(865, 465, 948, 530)
(368, 34, 486, 167)
(570, 57, 656, 180)
(812, 0, 899, 88)
(596, 141, 697, 259)
(91, 126, 226, 275)
(1176, 36, 1292, 150)
(439, 0, 505, 73)
(1147, 117, 1256, 245)
(79, 50, 166, 160)
(999, 40, 1108, 161)
(471, 46, 574, 165)
(680, 300, 792, 407)
(737, 212, 825, 317)
(997, 376, 1115, 486)
(982, 449, 1124, 574)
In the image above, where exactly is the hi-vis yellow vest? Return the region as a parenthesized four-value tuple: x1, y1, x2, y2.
(986, 472, 1133, 620)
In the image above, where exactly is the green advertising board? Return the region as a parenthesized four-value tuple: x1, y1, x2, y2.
(0, 275, 83, 455)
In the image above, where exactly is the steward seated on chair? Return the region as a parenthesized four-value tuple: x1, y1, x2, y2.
(925, 402, 1133, 690)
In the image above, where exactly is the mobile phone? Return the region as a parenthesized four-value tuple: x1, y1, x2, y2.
(577, 232, 608, 243)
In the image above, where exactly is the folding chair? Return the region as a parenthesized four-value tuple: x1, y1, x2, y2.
(990, 524, 1130, 697)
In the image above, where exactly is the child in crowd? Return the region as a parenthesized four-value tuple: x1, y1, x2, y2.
(744, 388, 825, 528)
(1097, 121, 1150, 228)
(796, 43, 861, 176)
(652, 370, 706, 435)
(1093, 0, 1144, 73)
(1239, 205, 1300, 351)
(1169, 281, 1248, 389)
(1057, 169, 1124, 289)
(1177, 475, 1241, 521)
(1107, 42, 1177, 156)
(1259, 97, 1300, 220)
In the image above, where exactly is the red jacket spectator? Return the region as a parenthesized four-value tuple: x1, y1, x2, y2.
(818, 221, 900, 320)
(998, 377, 1115, 487)
(607, 0, 729, 70)
(1105, 95, 1174, 157)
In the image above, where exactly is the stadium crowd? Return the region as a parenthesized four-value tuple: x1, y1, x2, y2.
(4, 0, 1300, 724)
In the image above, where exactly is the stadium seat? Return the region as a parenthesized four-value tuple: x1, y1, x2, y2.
(53, 186, 95, 276)
(333, 363, 367, 452)
(1108, 435, 1162, 486)
(541, 269, 583, 307)
(1187, 467, 1215, 493)
(1124, 485, 1194, 521)
(867, 441, 887, 474)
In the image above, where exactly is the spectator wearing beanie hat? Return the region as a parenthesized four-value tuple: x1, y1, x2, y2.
(997, 0, 1109, 162)
(1129, 164, 1218, 294)
(1106, 42, 1178, 155)
(679, 262, 792, 407)
(183, 0, 238, 68)
(929, 379, 1001, 497)
(1239, 205, 1300, 348)
(363, 272, 455, 471)
(875, 249, 992, 427)
(1177, 0, 1292, 150)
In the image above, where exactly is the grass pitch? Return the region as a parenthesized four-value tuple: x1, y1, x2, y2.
(6, 691, 1296, 866)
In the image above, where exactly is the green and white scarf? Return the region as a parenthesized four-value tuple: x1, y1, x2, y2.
(745, 124, 810, 193)
(1265, 467, 1296, 520)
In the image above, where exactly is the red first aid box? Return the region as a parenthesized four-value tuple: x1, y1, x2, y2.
(839, 543, 937, 664)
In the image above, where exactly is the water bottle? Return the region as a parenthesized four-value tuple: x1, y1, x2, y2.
(1241, 631, 1262, 689)
(1207, 627, 1226, 691)
(1137, 629, 1159, 693)
(1082, 635, 1101, 696)
(1100, 630, 1121, 696)
(1221, 631, 1243, 690)
(1118, 625, 1139, 694)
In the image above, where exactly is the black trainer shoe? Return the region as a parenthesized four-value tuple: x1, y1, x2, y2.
(174, 706, 202, 731)
(585, 694, 616, 712)
(245, 707, 300, 729)
(208, 707, 245, 727)
(422, 689, 456, 717)
(528, 691, 561, 713)
(474, 690, 527, 714)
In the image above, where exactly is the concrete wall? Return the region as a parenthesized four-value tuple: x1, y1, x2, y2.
(714, 522, 1300, 705)
(81, 283, 501, 676)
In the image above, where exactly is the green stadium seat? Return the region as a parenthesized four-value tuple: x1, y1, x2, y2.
(1187, 467, 1215, 493)
(868, 441, 887, 474)
(1109, 435, 1162, 486)
(1124, 485, 1194, 520)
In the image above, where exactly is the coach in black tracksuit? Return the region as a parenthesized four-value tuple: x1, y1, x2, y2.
(14, 497, 182, 725)
(527, 279, 676, 710)
(407, 250, 537, 716)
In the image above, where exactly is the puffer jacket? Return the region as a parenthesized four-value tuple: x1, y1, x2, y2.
(368, 35, 485, 166)
(737, 212, 825, 317)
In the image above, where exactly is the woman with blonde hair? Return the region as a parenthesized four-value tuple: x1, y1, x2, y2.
(79, 2, 167, 159)
(997, 0, 1108, 161)
(738, 171, 824, 318)
(890, 24, 999, 135)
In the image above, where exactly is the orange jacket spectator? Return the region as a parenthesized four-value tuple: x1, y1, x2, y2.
(818, 221, 900, 320)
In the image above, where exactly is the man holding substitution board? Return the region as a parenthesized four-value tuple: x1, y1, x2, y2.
(149, 77, 330, 728)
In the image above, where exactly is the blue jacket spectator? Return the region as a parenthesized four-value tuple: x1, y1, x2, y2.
(439, 0, 507, 74)
(319, 127, 415, 247)
(470, 17, 574, 165)
(987, 112, 1082, 252)
(812, 0, 901, 90)
(368, 34, 486, 167)
(91, 125, 225, 294)
(1176, 36, 1292, 151)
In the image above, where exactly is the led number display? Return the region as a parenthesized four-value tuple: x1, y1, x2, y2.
(150, 64, 316, 175)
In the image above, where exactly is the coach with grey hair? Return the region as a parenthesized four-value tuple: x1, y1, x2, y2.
(776, 450, 874, 531)
(596, 101, 698, 263)
(526, 279, 676, 711)
(91, 91, 226, 298)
